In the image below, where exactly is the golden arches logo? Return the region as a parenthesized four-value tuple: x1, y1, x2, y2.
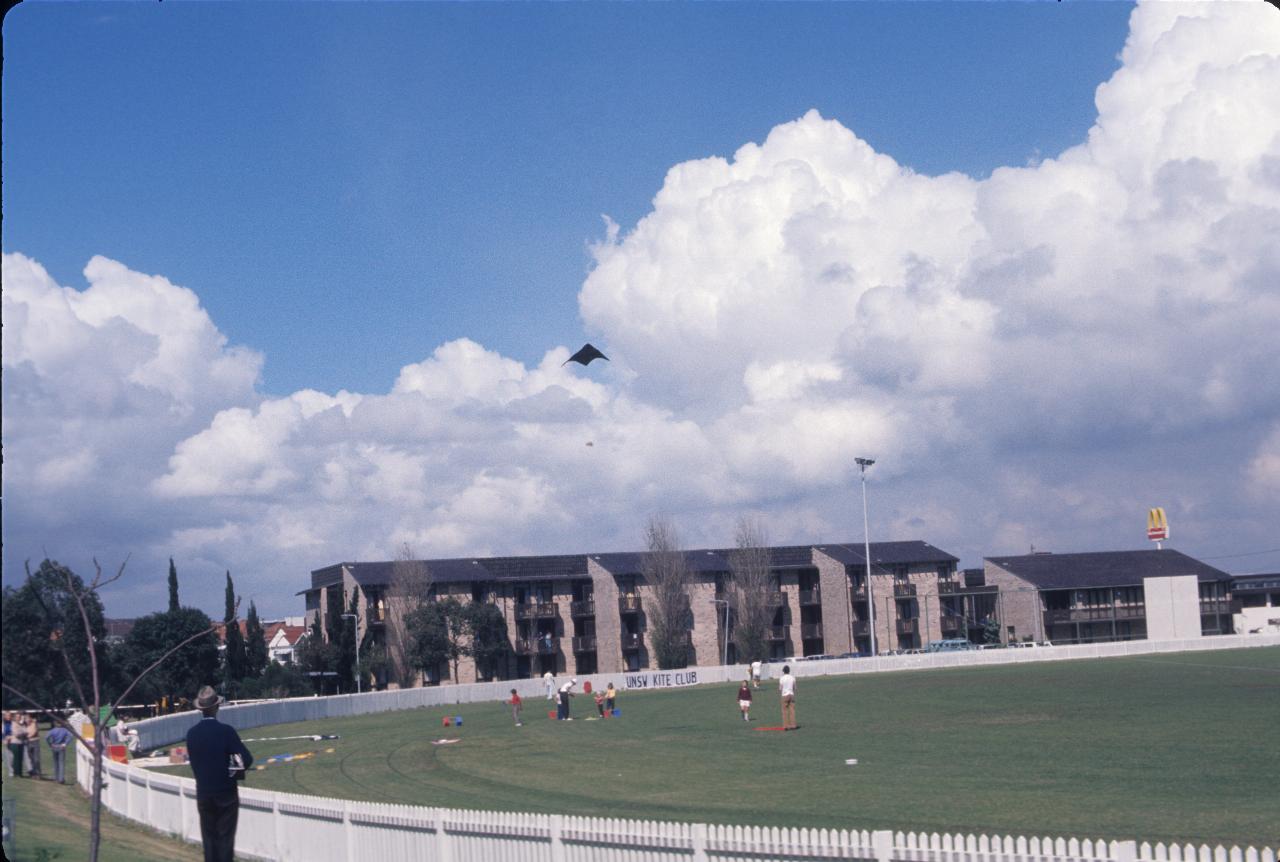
(1147, 507, 1169, 541)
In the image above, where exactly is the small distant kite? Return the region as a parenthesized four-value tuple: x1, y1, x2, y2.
(564, 343, 609, 367)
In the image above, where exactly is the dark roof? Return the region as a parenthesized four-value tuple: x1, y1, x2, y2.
(985, 549, 1231, 590)
(815, 541, 960, 570)
(310, 539, 957, 587)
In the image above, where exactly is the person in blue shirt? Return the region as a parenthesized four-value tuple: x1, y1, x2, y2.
(46, 722, 73, 784)
(185, 686, 253, 862)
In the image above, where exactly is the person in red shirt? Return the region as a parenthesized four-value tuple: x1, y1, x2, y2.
(737, 680, 753, 721)
(509, 689, 523, 727)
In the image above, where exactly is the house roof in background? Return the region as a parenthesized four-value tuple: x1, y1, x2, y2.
(984, 549, 1231, 590)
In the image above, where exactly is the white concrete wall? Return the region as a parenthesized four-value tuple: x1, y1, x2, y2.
(1143, 575, 1203, 640)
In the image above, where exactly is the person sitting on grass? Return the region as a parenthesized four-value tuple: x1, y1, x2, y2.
(737, 680, 753, 722)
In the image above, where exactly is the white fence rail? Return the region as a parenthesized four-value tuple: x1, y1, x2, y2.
(77, 744, 1276, 862)
(129, 632, 1280, 750)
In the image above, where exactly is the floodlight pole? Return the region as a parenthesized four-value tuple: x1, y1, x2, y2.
(856, 458, 877, 657)
(342, 613, 361, 694)
(711, 599, 730, 666)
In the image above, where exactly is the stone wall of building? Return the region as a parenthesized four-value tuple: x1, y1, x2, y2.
(588, 560, 624, 673)
(981, 563, 1041, 643)
(688, 574, 723, 666)
(814, 552, 853, 656)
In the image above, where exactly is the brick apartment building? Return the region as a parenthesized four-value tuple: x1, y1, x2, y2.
(302, 539, 961, 685)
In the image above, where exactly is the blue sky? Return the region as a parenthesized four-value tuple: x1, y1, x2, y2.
(5, 1, 1279, 619)
(5, 2, 1131, 396)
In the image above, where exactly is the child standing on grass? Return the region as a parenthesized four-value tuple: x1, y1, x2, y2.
(509, 689, 523, 727)
(594, 690, 606, 717)
(737, 680, 753, 721)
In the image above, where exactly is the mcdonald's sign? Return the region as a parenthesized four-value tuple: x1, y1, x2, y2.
(1147, 507, 1169, 542)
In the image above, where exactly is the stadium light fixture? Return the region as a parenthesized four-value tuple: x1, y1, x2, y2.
(342, 613, 362, 694)
(856, 458, 877, 657)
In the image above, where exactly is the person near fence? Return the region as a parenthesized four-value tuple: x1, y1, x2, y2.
(3, 712, 21, 778)
(751, 660, 762, 689)
(543, 670, 555, 700)
(47, 722, 73, 784)
(509, 689, 523, 727)
(23, 714, 42, 778)
(779, 665, 797, 730)
(186, 686, 253, 862)
(737, 680, 753, 721)
(557, 678, 577, 720)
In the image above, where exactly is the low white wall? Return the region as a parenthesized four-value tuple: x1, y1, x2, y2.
(131, 632, 1280, 750)
(78, 744, 1276, 862)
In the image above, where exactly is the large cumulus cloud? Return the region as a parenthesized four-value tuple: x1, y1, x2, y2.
(4, 1, 1278, 615)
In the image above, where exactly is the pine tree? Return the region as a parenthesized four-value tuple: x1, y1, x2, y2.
(167, 557, 180, 612)
(244, 601, 269, 679)
(222, 571, 246, 697)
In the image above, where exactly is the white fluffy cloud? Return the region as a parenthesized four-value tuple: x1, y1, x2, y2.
(4, 1, 1279, 615)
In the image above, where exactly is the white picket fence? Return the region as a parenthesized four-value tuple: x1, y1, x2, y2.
(128, 632, 1280, 751)
(77, 744, 1276, 862)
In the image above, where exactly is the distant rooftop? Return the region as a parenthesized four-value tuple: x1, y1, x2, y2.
(985, 549, 1231, 590)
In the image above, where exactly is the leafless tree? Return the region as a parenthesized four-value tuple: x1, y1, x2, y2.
(385, 542, 433, 687)
(728, 515, 774, 664)
(2, 558, 224, 862)
(641, 514, 693, 669)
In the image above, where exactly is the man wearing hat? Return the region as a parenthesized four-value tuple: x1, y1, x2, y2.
(186, 686, 253, 862)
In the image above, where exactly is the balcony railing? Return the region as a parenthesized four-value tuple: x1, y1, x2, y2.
(620, 632, 644, 651)
(852, 620, 870, 637)
(937, 580, 963, 594)
(798, 588, 821, 606)
(940, 617, 964, 635)
(768, 625, 790, 641)
(570, 600, 595, 618)
(1199, 599, 1242, 615)
(515, 637, 560, 656)
(515, 602, 559, 621)
(893, 583, 917, 598)
(896, 618, 918, 635)
(800, 623, 823, 640)
(618, 595, 643, 615)
(767, 592, 786, 607)
(572, 635, 597, 653)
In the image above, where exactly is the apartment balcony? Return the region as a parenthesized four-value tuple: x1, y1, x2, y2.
(849, 584, 868, 600)
(1199, 599, 1242, 615)
(940, 617, 964, 636)
(937, 580, 963, 595)
(767, 592, 787, 607)
(1046, 606, 1147, 624)
(768, 625, 790, 641)
(572, 635, 597, 653)
(893, 583, 917, 598)
(515, 602, 559, 622)
(851, 620, 870, 637)
(800, 622, 824, 640)
(570, 600, 595, 618)
(618, 595, 643, 615)
(515, 637, 560, 656)
(896, 618, 919, 635)
(620, 632, 644, 651)
(798, 588, 821, 606)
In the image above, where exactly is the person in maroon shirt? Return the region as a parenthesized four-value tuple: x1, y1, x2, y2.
(737, 680, 753, 721)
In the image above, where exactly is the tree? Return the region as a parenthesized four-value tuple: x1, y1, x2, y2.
(2, 558, 221, 862)
(728, 516, 774, 665)
(2, 560, 109, 709)
(167, 557, 180, 612)
(240, 660, 312, 699)
(335, 590, 360, 692)
(641, 514, 693, 669)
(386, 543, 433, 687)
(405, 600, 451, 684)
(122, 608, 221, 705)
(466, 602, 512, 681)
(244, 601, 269, 680)
(295, 616, 339, 694)
(222, 572, 247, 698)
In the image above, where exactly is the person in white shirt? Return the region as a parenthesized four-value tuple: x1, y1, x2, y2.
(543, 670, 555, 700)
(750, 660, 762, 689)
(557, 678, 577, 720)
(779, 665, 797, 730)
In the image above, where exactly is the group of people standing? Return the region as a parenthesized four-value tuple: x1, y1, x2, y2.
(737, 662, 798, 729)
(527, 672, 617, 723)
(3, 711, 74, 783)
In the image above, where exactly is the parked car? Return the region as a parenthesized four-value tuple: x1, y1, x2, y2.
(1008, 641, 1053, 649)
(925, 639, 975, 653)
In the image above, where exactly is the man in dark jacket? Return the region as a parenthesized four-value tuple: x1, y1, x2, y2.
(186, 686, 253, 862)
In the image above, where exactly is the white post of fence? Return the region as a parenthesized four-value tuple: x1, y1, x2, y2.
(873, 829, 895, 862)
(693, 822, 709, 862)
(272, 794, 282, 861)
(343, 799, 355, 862)
(550, 813, 566, 862)
(1117, 840, 1139, 862)
(436, 808, 453, 862)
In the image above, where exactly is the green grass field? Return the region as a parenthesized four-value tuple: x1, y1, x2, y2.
(155, 647, 1280, 847)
